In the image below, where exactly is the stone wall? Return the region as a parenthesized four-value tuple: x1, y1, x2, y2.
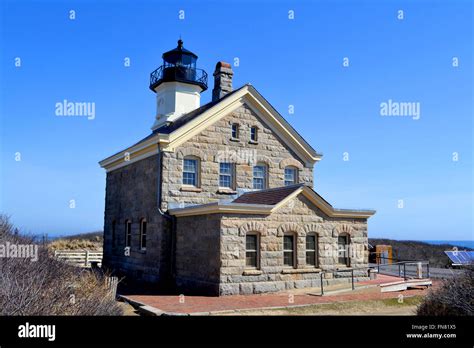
(103, 155, 169, 283)
(175, 214, 222, 295)
(161, 103, 314, 210)
(218, 194, 369, 295)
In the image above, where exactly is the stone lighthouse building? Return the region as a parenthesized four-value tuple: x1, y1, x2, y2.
(99, 40, 375, 295)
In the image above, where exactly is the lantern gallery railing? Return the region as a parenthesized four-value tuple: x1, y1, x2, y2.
(149, 65, 208, 91)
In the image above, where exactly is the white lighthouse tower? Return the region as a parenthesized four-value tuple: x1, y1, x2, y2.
(149, 39, 208, 130)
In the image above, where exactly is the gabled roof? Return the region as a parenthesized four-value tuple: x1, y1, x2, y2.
(168, 184, 376, 219)
(99, 84, 322, 172)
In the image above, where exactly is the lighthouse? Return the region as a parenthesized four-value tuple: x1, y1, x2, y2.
(149, 39, 208, 130)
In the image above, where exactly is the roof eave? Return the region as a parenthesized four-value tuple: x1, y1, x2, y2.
(168, 202, 274, 217)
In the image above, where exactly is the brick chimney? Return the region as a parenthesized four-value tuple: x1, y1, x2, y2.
(212, 61, 233, 101)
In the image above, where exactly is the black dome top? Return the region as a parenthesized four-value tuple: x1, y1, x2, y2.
(162, 39, 198, 66)
(149, 39, 208, 92)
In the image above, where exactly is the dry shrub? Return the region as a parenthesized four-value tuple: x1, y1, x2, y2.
(48, 238, 101, 251)
(0, 215, 122, 315)
(417, 267, 474, 316)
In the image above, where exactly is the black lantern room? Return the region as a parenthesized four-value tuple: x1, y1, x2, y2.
(149, 39, 208, 91)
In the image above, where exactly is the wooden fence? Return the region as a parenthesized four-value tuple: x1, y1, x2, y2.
(54, 250, 103, 268)
(106, 276, 119, 298)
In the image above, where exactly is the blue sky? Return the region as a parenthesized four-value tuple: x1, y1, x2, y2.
(0, 0, 472, 240)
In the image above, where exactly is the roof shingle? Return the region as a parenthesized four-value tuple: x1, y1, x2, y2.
(232, 184, 304, 205)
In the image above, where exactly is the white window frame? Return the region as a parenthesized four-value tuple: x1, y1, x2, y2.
(253, 163, 267, 190)
(183, 156, 200, 187)
(284, 166, 298, 186)
(219, 162, 235, 189)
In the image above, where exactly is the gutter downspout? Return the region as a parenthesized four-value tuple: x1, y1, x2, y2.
(157, 145, 176, 288)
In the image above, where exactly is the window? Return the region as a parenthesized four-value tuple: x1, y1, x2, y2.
(111, 220, 116, 248)
(245, 233, 259, 268)
(283, 234, 296, 267)
(250, 126, 258, 142)
(306, 234, 318, 267)
(284, 166, 298, 186)
(231, 124, 239, 139)
(219, 162, 234, 189)
(253, 163, 267, 189)
(139, 219, 147, 250)
(125, 220, 132, 248)
(183, 157, 198, 186)
(338, 234, 350, 266)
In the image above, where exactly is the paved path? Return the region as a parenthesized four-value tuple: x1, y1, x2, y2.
(123, 275, 437, 315)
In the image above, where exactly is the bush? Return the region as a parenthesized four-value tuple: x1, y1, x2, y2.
(48, 238, 102, 251)
(0, 215, 122, 315)
(417, 267, 474, 316)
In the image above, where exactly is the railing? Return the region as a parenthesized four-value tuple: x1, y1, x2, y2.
(149, 65, 208, 90)
(318, 266, 372, 295)
(317, 258, 431, 296)
(373, 257, 430, 280)
(54, 250, 103, 268)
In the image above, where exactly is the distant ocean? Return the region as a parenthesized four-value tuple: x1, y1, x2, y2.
(423, 240, 474, 249)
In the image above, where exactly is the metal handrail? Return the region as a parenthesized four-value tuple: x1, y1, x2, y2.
(371, 254, 423, 263)
(318, 265, 374, 295)
(375, 259, 430, 280)
(316, 258, 431, 296)
(149, 65, 208, 90)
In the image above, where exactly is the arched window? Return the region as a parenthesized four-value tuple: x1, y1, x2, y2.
(125, 220, 132, 248)
(338, 233, 350, 266)
(284, 166, 298, 186)
(283, 233, 297, 268)
(245, 232, 260, 269)
(139, 219, 147, 250)
(183, 156, 200, 187)
(253, 162, 268, 189)
(306, 233, 318, 267)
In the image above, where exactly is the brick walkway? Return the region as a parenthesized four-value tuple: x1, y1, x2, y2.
(124, 275, 436, 314)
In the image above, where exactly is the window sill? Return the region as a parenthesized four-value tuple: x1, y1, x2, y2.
(281, 268, 322, 274)
(217, 188, 237, 194)
(243, 269, 263, 276)
(230, 138, 240, 142)
(180, 185, 202, 193)
(248, 140, 259, 145)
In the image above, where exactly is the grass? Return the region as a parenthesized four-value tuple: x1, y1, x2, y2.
(48, 238, 102, 251)
(221, 295, 424, 316)
(382, 296, 423, 307)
